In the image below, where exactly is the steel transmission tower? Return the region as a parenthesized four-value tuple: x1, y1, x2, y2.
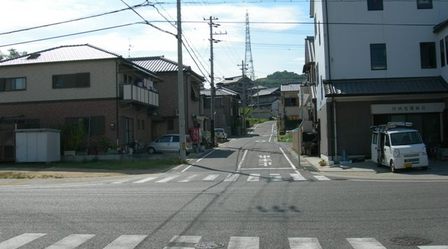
(245, 11, 255, 81)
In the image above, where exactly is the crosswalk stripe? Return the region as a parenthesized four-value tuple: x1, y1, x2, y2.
(224, 173, 239, 182)
(45, 234, 95, 249)
(227, 236, 259, 249)
(289, 237, 323, 249)
(269, 173, 282, 181)
(347, 238, 386, 249)
(102, 235, 147, 249)
(203, 174, 220, 181)
(134, 176, 158, 184)
(178, 174, 198, 183)
(418, 247, 448, 249)
(290, 173, 306, 181)
(247, 174, 260, 182)
(0, 233, 46, 249)
(156, 175, 179, 183)
(313, 175, 330, 181)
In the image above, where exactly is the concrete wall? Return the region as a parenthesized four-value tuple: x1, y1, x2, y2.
(0, 60, 117, 103)
(437, 27, 448, 81)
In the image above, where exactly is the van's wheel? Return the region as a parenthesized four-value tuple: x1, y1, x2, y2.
(148, 147, 156, 154)
(390, 160, 396, 173)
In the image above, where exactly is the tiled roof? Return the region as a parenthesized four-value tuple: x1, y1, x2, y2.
(218, 75, 251, 84)
(130, 56, 205, 82)
(324, 77, 448, 97)
(252, 87, 279, 97)
(280, 84, 301, 92)
(201, 86, 239, 96)
(130, 56, 180, 72)
(0, 44, 120, 66)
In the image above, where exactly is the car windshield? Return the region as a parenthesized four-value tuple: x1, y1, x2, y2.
(390, 131, 423, 145)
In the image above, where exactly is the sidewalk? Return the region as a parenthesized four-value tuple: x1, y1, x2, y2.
(287, 144, 448, 181)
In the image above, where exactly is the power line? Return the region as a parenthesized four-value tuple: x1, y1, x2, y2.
(0, 2, 150, 36)
(0, 22, 144, 48)
(120, 0, 176, 36)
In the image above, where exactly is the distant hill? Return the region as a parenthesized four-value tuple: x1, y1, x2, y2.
(255, 71, 306, 88)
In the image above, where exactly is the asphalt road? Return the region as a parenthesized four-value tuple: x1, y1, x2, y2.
(0, 121, 447, 249)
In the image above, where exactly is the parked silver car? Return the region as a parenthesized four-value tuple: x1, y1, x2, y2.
(147, 134, 192, 154)
(214, 128, 227, 141)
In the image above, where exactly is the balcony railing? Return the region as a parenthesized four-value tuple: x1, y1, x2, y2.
(122, 84, 159, 107)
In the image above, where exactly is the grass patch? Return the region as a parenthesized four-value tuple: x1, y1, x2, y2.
(0, 158, 181, 172)
(247, 118, 269, 127)
(278, 133, 292, 142)
(0, 172, 64, 179)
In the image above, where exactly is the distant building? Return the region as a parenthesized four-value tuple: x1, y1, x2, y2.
(309, 0, 448, 162)
(217, 75, 254, 107)
(200, 86, 240, 136)
(279, 84, 301, 133)
(251, 87, 280, 119)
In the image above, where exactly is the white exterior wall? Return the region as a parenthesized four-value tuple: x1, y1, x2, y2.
(327, 1, 447, 79)
(312, 0, 329, 110)
(0, 60, 117, 103)
(437, 28, 448, 81)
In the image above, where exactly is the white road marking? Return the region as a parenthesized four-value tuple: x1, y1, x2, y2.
(0, 233, 46, 249)
(279, 147, 301, 175)
(289, 237, 323, 249)
(247, 173, 260, 182)
(290, 173, 306, 181)
(313, 175, 330, 181)
(419, 246, 448, 249)
(103, 235, 147, 249)
(237, 150, 248, 172)
(202, 174, 219, 181)
(156, 175, 179, 183)
(347, 238, 386, 249)
(182, 149, 216, 173)
(45, 234, 95, 249)
(224, 173, 239, 182)
(133, 176, 158, 184)
(227, 236, 259, 249)
(178, 174, 198, 183)
(269, 173, 282, 181)
(240, 167, 291, 170)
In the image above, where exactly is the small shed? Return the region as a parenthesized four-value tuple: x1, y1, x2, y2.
(15, 129, 61, 163)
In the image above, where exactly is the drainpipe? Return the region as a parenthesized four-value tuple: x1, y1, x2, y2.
(333, 98, 337, 162)
(115, 61, 120, 148)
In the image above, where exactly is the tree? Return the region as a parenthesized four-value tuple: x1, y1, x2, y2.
(255, 71, 306, 88)
(0, 48, 27, 60)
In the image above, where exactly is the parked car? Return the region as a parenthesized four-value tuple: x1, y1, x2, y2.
(147, 134, 192, 154)
(214, 128, 227, 141)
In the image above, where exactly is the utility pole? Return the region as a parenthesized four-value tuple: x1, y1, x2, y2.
(205, 16, 226, 147)
(177, 0, 186, 160)
(238, 61, 248, 107)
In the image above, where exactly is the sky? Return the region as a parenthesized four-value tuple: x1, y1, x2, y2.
(0, 0, 312, 85)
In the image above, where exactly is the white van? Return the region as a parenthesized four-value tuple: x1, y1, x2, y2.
(371, 122, 428, 172)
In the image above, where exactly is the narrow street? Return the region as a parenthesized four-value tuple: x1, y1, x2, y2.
(0, 121, 447, 249)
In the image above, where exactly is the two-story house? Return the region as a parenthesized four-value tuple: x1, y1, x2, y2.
(130, 56, 204, 139)
(279, 84, 301, 133)
(310, 0, 448, 162)
(217, 75, 254, 107)
(200, 86, 240, 136)
(251, 87, 280, 119)
(0, 44, 159, 157)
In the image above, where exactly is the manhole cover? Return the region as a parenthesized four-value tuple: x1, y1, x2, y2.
(390, 236, 432, 246)
(195, 241, 225, 249)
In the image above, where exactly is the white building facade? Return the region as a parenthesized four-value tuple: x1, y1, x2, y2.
(310, 0, 448, 161)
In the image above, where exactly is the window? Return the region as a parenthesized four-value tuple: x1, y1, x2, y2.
(285, 97, 298, 106)
(417, 0, 432, 9)
(367, 0, 383, 10)
(0, 77, 26, 91)
(420, 42, 437, 69)
(441, 39, 446, 67)
(370, 44, 387, 70)
(446, 36, 448, 66)
(53, 73, 90, 89)
(65, 116, 105, 136)
(167, 119, 174, 130)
